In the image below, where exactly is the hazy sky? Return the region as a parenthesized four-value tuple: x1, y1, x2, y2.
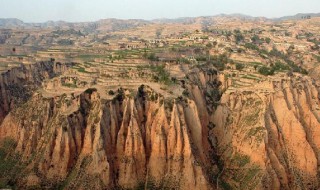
(0, 0, 319, 22)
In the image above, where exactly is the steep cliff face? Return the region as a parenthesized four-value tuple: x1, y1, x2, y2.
(0, 86, 213, 189)
(0, 62, 320, 190)
(0, 61, 71, 124)
(211, 77, 320, 190)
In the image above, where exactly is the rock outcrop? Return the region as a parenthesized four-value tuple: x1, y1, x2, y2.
(0, 61, 71, 124)
(0, 63, 320, 190)
(211, 77, 320, 189)
(0, 86, 212, 189)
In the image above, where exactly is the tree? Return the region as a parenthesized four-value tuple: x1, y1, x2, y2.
(235, 33, 244, 44)
(147, 53, 158, 61)
(258, 66, 274, 76)
(156, 29, 162, 38)
(244, 43, 259, 51)
(251, 35, 260, 44)
(265, 37, 271, 44)
(236, 63, 245, 71)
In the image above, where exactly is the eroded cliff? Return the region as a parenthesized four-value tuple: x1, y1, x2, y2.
(0, 85, 214, 189)
(0, 61, 71, 124)
(211, 77, 320, 189)
(0, 63, 320, 190)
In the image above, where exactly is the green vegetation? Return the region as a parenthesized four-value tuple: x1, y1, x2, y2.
(308, 38, 320, 50)
(235, 63, 245, 71)
(239, 165, 261, 189)
(209, 53, 230, 71)
(258, 66, 274, 76)
(52, 29, 84, 36)
(268, 47, 308, 74)
(57, 39, 74, 45)
(251, 35, 271, 44)
(234, 30, 244, 44)
(258, 61, 300, 76)
(182, 89, 189, 97)
(243, 108, 260, 126)
(205, 88, 221, 109)
(144, 52, 159, 61)
(108, 90, 115, 95)
(287, 60, 308, 74)
(272, 61, 290, 71)
(251, 35, 261, 44)
(57, 166, 78, 190)
(62, 78, 77, 88)
(0, 63, 9, 67)
(241, 74, 260, 81)
(62, 83, 77, 88)
(243, 44, 307, 74)
(0, 138, 24, 189)
(269, 47, 283, 57)
(246, 127, 265, 143)
(232, 152, 250, 167)
(249, 62, 263, 66)
(220, 180, 233, 190)
(149, 65, 173, 85)
(76, 54, 111, 61)
(78, 67, 87, 73)
(244, 43, 259, 51)
(76, 67, 97, 74)
(218, 151, 262, 190)
(314, 55, 320, 62)
(265, 37, 271, 44)
(177, 57, 192, 64)
(195, 55, 208, 62)
(84, 88, 97, 94)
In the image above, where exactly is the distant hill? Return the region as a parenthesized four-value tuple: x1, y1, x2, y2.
(96, 18, 150, 32)
(0, 18, 150, 34)
(0, 13, 319, 30)
(0, 18, 25, 27)
(275, 13, 320, 21)
(152, 14, 266, 24)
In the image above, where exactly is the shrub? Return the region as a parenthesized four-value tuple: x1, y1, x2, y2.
(235, 33, 244, 44)
(208, 53, 229, 71)
(150, 65, 172, 85)
(244, 43, 259, 51)
(182, 89, 189, 97)
(57, 39, 74, 45)
(108, 90, 115, 95)
(265, 37, 271, 44)
(258, 66, 274, 76)
(147, 53, 159, 61)
(273, 61, 290, 71)
(236, 63, 245, 71)
(212, 61, 225, 71)
(251, 35, 261, 44)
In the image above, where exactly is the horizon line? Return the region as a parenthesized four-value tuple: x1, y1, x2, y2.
(1, 12, 319, 24)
